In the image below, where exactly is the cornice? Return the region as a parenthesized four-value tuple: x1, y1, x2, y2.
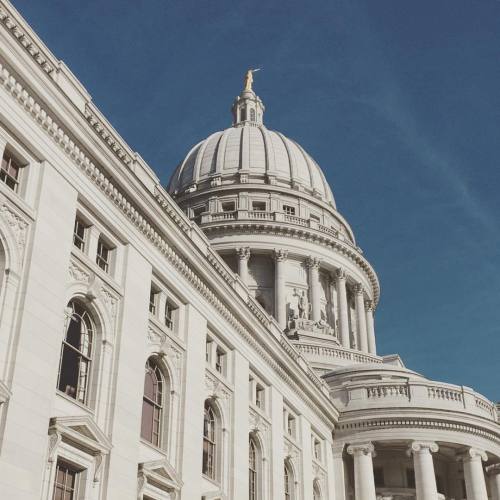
(203, 221, 380, 305)
(335, 416, 500, 447)
(0, 57, 337, 426)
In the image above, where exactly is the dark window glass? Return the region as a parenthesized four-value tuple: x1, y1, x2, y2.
(52, 461, 78, 500)
(221, 201, 235, 212)
(374, 466, 385, 487)
(406, 468, 416, 488)
(249, 439, 257, 500)
(284, 463, 292, 500)
(141, 358, 164, 446)
(165, 300, 175, 329)
(202, 402, 216, 479)
(0, 153, 21, 191)
(73, 219, 86, 251)
(96, 238, 111, 273)
(57, 301, 93, 404)
(215, 347, 225, 374)
(283, 205, 295, 216)
(149, 287, 157, 315)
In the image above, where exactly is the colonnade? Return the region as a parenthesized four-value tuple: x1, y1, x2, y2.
(236, 247, 376, 354)
(346, 441, 500, 500)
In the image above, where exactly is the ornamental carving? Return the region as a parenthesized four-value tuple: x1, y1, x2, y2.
(68, 261, 90, 282)
(336, 267, 346, 280)
(204, 371, 231, 401)
(305, 256, 321, 270)
(0, 203, 28, 254)
(354, 282, 364, 295)
(236, 247, 251, 260)
(283, 439, 299, 462)
(273, 248, 288, 262)
(249, 408, 270, 435)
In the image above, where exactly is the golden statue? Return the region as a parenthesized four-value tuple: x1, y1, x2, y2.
(244, 68, 261, 91)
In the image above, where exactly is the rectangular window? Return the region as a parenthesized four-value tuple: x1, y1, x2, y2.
(164, 299, 176, 329)
(192, 205, 206, 218)
(73, 218, 87, 252)
(287, 414, 295, 437)
(313, 438, 321, 461)
(283, 205, 295, 215)
(53, 461, 79, 500)
(0, 152, 21, 191)
(149, 286, 158, 315)
(252, 201, 266, 211)
(221, 201, 235, 212)
(255, 384, 264, 409)
(96, 238, 112, 273)
(205, 339, 212, 364)
(215, 347, 225, 374)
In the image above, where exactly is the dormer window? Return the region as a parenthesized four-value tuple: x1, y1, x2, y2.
(0, 151, 21, 191)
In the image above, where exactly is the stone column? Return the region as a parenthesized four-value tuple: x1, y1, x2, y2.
(354, 283, 368, 352)
(336, 268, 350, 348)
(486, 463, 500, 500)
(273, 249, 288, 329)
(347, 442, 377, 500)
(459, 448, 488, 500)
(306, 256, 321, 322)
(365, 300, 377, 355)
(407, 441, 439, 500)
(236, 247, 250, 285)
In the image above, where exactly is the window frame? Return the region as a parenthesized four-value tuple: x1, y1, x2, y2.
(57, 301, 95, 406)
(140, 357, 165, 448)
(73, 218, 87, 253)
(202, 401, 218, 481)
(283, 205, 296, 216)
(52, 459, 81, 500)
(96, 237, 113, 273)
(0, 150, 22, 192)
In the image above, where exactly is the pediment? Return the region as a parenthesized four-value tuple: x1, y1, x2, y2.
(139, 459, 183, 492)
(49, 415, 112, 455)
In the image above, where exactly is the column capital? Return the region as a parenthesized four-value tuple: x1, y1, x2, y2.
(236, 247, 251, 261)
(364, 299, 374, 311)
(407, 441, 439, 456)
(457, 447, 488, 463)
(273, 248, 288, 262)
(335, 267, 346, 280)
(305, 256, 321, 269)
(486, 463, 500, 476)
(354, 282, 365, 296)
(347, 442, 376, 457)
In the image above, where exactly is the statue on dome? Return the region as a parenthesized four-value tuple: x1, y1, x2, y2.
(244, 68, 261, 92)
(298, 290, 311, 320)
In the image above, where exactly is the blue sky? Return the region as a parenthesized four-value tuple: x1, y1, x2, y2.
(12, 0, 500, 400)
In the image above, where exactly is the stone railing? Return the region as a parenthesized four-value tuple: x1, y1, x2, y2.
(331, 378, 498, 421)
(294, 342, 382, 366)
(200, 210, 357, 247)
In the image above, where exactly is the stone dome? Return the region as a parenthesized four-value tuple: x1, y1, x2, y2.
(168, 87, 336, 207)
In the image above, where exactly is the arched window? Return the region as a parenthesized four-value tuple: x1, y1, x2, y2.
(141, 357, 164, 446)
(249, 438, 258, 500)
(202, 401, 217, 480)
(313, 480, 321, 500)
(57, 301, 94, 404)
(284, 461, 294, 500)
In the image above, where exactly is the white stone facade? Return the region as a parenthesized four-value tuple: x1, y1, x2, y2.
(0, 2, 498, 500)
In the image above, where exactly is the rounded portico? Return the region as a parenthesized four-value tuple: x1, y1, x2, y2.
(324, 365, 500, 500)
(168, 72, 380, 371)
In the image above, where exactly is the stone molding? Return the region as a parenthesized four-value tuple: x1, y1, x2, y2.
(0, 202, 28, 254)
(0, 5, 55, 74)
(0, 41, 336, 426)
(337, 417, 500, 446)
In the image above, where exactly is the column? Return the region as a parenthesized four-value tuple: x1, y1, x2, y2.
(273, 249, 288, 329)
(354, 283, 368, 352)
(328, 276, 337, 333)
(336, 268, 350, 348)
(407, 441, 439, 500)
(486, 463, 500, 500)
(459, 448, 488, 500)
(347, 442, 377, 500)
(236, 247, 250, 285)
(365, 300, 377, 355)
(306, 256, 321, 322)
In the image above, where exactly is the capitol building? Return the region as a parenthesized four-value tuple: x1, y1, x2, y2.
(0, 1, 499, 499)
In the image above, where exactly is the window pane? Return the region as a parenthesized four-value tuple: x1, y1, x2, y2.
(141, 399, 154, 442)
